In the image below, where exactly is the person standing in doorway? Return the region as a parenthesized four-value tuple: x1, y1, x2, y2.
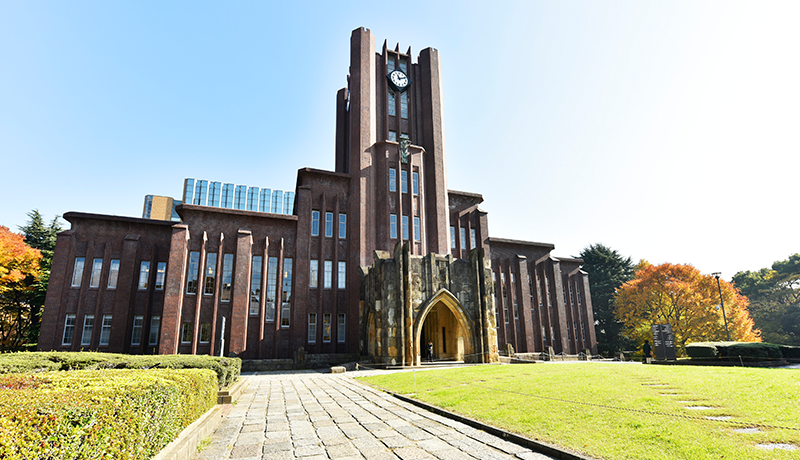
(427, 341, 434, 363)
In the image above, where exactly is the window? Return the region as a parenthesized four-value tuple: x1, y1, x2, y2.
(388, 130, 397, 142)
(247, 187, 259, 211)
(311, 210, 320, 236)
(107, 259, 120, 289)
(149, 316, 160, 345)
(266, 257, 278, 321)
(389, 169, 396, 192)
(501, 272, 509, 324)
(400, 91, 408, 119)
(221, 183, 234, 208)
(390, 214, 398, 239)
(183, 178, 195, 204)
(460, 228, 467, 250)
(413, 217, 421, 242)
(281, 258, 292, 328)
(204, 253, 217, 295)
(272, 190, 283, 214)
(450, 227, 456, 249)
(401, 170, 408, 193)
(325, 212, 334, 238)
(470, 229, 477, 249)
(402, 216, 409, 240)
(221, 254, 233, 301)
(283, 192, 294, 214)
(138, 261, 150, 290)
(199, 323, 211, 343)
(186, 252, 200, 294)
(338, 261, 346, 289)
(309, 260, 319, 288)
(131, 315, 143, 346)
(308, 313, 317, 343)
(323, 313, 332, 343)
(234, 185, 247, 210)
(259, 189, 272, 213)
(388, 90, 396, 116)
(89, 258, 103, 288)
(250, 256, 262, 316)
(81, 315, 94, 346)
(62, 314, 76, 345)
(412, 171, 419, 195)
(180, 322, 192, 343)
(208, 181, 221, 207)
(99, 315, 112, 346)
(71, 257, 85, 287)
(194, 180, 208, 206)
(337, 313, 346, 343)
(324, 261, 332, 289)
(155, 262, 166, 290)
(339, 214, 346, 239)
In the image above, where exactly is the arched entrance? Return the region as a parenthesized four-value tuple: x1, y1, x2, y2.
(414, 289, 474, 365)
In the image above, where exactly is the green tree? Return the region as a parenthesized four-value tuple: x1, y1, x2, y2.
(578, 244, 636, 356)
(0, 226, 43, 350)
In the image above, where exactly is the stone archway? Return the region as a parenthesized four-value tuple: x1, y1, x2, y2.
(414, 289, 474, 365)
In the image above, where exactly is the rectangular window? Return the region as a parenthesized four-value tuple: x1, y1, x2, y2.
(388, 130, 397, 142)
(204, 253, 217, 295)
(413, 217, 421, 242)
(250, 256, 262, 316)
(323, 313, 332, 343)
(283, 192, 294, 214)
(401, 170, 408, 193)
(390, 214, 398, 239)
(259, 189, 272, 213)
(247, 187, 259, 211)
(155, 262, 166, 290)
(337, 313, 346, 343)
(402, 215, 409, 240)
(412, 171, 419, 195)
(308, 313, 317, 343)
(71, 257, 85, 287)
(221, 254, 233, 301)
(149, 316, 160, 345)
(131, 315, 143, 346)
(460, 228, 467, 250)
(199, 323, 211, 343)
(339, 214, 346, 239)
(325, 212, 334, 238)
(99, 315, 112, 346)
(138, 261, 150, 290)
(450, 227, 456, 249)
(183, 178, 195, 204)
(180, 322, 192, 344)
(470, 228, 477, 249)
(221, 183, 234, 208)
(272, 190, 283, 215)
(400, 91, 408, 119)
(208, 181, 221, 207)
(266, 257, 278, 321)
(194, 180, 208, 206)
(186, 251, 200, 294)
(338, 261, 346, 289)
(107, 259, 120, 289)
(89, 258, 103, 288)
(281, 258, 292, 327)
(81, 315, 94, 346)
(388, 90, 396, 116)
(309, 260, 318, 288)
(324, 261, 332, 289)
(234, 185, 247, 210)
(389, 168, 397, 192)
(62, 314, 76, 345)
(311, 210, 320, 236)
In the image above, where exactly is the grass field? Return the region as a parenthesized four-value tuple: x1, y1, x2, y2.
(357, 362, 800, 460)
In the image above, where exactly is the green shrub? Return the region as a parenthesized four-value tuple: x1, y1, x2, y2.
(718, 342, 782, 360)
(0, 369, 217, 460)
(779, 345, 800, 359)
(685, 342, 719, 359)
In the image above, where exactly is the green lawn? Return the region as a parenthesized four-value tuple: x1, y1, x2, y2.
(357, 363, 800, 460)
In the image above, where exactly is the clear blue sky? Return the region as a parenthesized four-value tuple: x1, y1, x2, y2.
(2, 1, 798, 280)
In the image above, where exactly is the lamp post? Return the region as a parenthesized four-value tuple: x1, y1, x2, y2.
(711, 272, 731, 341)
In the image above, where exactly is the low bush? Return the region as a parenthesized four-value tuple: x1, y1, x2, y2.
(0, 352, 240, 389)
(780, 345, 800, 359)
(686, 342, 784, 361)
(0, 369, 217, 460)
(685, 342, 719, 359)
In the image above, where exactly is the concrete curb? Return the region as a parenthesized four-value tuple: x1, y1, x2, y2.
(218, 377, 249, 404)
(389, 392, 598, 460)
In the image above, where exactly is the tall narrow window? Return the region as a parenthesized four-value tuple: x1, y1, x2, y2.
(308, 313, 317, 343)
(234, 185, 247, 210)
(470, 229, 477, 249)
(324, 261, 332, 289)
(199, 323, 211, 343)
(71, 257, 85, 287)
(155, 262, 166, 290)
(62, 314, 76, 345)
(186, 251, 200, 294)
(388, 130, 397, 142)
(412, 171, 419, 195)
(149, 316, 160, 345)
(311, 211, 320, 236)
(501, 273, 509, 324)
(281, 258, 293, 328)
(283, 192, 294, 214)
(247, 187, 259, 211)
(338, 261, 346, 289)
(221, 254, 233, 301)
(323, 313, 332, 343)
(337, 314, 346, 343)
(325, 212, 334, 238)
(204, 253, 217, 295)
(388, 90, 396, 116)
(413, 217, 421, 242)
(401, 170, 408, 193)
(107, 259, 120, 289)
(390, 214, 398, 239)
(259, 189, 272, 213)
(99, 315, 112, 346)
(460, 228, 467, 250)
(339, 214, 347, 239)
(131, 316, 143, 346)
(180, 322, 192, 343)
(272, 191, 283, 215)
(194, 180, 208, 206)
(400, 91, 408, 119)
(208, 181, 221, 207)
(389, 169, 397, 192)
(81, 315, 94, 346)
(138, 261, 150, 290)
(450, 227, 456, 249)
(402, 216, 409, 240)
(309, 260, 319, 288)
(183, 178, 195, 204)
(90, 258, 103, 288)
(266, 257, 278, 321)
(221, 183, 234, 208)
(250, 256, 262, 316)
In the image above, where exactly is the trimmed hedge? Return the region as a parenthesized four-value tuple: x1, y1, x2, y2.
(686, 342, 783, 360)
(780, 345, 800, 359)
(0, 368, 217, 459)
(0, 352, 240, 389)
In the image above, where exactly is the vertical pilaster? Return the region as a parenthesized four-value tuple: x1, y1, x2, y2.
(516, 255, 535, 353)
(550, 258, 570, 354)
(230, 230, 252, 356)
(111, 234, 139, 352)
(161, 225, 188, 354)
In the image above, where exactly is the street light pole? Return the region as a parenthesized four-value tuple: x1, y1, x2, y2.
(711, 272, 731, 341)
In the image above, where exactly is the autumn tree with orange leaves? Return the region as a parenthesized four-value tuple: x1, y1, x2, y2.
(614, 262, 759, 354)
(0, 226, 42, 350)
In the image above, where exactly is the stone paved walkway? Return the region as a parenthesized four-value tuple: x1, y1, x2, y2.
(193, 370, 555, 460)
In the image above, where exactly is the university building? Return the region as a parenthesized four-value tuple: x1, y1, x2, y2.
(39, 27, 597, 365)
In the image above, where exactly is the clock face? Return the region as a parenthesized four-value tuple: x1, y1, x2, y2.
(387, 69, 411, 92)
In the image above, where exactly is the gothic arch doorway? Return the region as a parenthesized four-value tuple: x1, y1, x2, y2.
(414, 289, 474, 365)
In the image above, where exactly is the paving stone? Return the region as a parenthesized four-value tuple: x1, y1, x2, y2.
(361, 448, 401, 460)
(294, 445, 326, 457)
(229, 443, 263, 458)
(516, 452, 555, 460)
(263, 441, 293, 452)
(326, 443, 361, 458)
(417, 438, 453, 452)
(235, 432, 266, 445)
(393, 446, 437, 460)
(261, 451, 296, 460)
(382, 436, 415, 448)
(241, 424, 266, 433)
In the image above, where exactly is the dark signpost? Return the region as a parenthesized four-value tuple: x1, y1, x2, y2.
(652, 324, 677, 361)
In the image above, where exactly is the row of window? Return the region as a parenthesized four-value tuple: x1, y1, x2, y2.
(63, 314, 160, 347)
(389, 214, 421, 241)
(311, 211, 346, 238)
(308, 313, 346, 344)
(388, 168, 419, 194)
(184, 179, 295, 215)
(179, 322, 212, 344)
(309, 260, 346, 289)
(247, 256, 292, 327)
(71, 257, 167, 291)
(450, 226, 477, 251)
